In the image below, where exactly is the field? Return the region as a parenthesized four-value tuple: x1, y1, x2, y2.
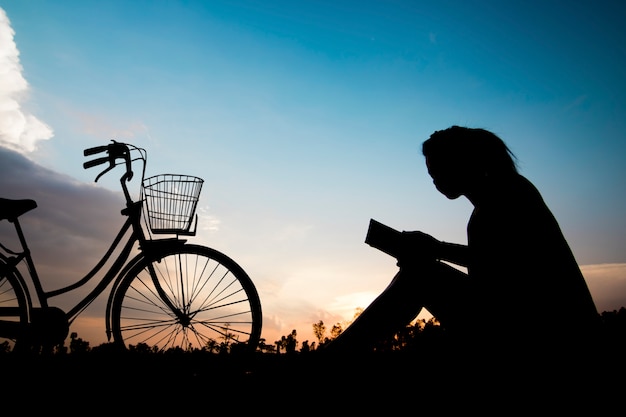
(2, 339, 624, 413)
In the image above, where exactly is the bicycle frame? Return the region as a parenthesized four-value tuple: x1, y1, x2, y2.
(39, 200, 144, 322)
(0, 143, 185, 343)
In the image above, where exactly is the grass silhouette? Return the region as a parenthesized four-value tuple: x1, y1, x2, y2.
(2, 308, 625, 413)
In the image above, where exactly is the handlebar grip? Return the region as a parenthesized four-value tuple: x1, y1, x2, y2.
(83, 157, 109, 169)
(84, 146, 109, 156)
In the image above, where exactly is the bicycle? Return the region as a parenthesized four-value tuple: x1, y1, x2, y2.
(0, 141, 262, 353)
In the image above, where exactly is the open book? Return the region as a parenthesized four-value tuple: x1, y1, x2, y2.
(364, 218, 403, 258)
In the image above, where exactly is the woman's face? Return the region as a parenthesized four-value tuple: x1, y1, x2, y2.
(425, 155, 467, 200)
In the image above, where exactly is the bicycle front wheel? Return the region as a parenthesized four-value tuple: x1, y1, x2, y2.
(111, 244, 262, 352)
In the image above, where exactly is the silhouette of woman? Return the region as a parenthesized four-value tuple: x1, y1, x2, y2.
(327, 126, 599, 354)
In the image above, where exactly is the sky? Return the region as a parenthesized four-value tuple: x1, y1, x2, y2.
(0, 0, 625, 348)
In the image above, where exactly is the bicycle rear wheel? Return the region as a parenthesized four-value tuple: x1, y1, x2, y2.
(0, 259, 29, 352)
(111, 244, 262, 352)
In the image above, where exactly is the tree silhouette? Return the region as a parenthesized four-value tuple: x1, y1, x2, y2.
(300, 340, 312, 353)
(205, 339, 218, 353)
(275, 329, 298, 354)
(257, 338, 276, 353)
(330, 323, 343, 340)
(312, 320, 326, 345)
(69, 332, 90, 354)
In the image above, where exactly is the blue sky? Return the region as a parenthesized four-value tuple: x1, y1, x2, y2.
(1, 0, 625, 347)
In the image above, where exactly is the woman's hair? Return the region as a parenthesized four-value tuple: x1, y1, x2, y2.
(422, 125, 519, 175)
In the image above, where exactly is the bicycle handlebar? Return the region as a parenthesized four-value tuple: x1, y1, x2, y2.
(83, 141, 134, 183)
(83, 156, 109, 169)
(83, 145, 109, 156)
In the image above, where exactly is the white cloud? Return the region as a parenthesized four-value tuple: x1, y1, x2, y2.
(0, 8, 53, 153)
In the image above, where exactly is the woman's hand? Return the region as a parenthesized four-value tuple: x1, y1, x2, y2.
(397, 231, 441, 267)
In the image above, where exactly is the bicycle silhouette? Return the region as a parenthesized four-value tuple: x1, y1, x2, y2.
(0, 141, 262, 353)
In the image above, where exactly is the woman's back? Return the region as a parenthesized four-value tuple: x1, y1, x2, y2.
(467, 174, 598, 340)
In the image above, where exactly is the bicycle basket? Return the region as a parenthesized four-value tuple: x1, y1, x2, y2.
(142, 174, 204, 236)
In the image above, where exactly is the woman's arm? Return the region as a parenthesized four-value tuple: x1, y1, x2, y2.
(438, 240, 470, 267)
(400, 231, 470, 267)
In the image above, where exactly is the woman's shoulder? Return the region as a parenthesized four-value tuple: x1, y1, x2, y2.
(507, 175, 561, 226)
(483, 173, 551, 216)
(508, 174, 546, 201)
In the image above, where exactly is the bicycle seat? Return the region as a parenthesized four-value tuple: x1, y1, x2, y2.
(0, 198, 37, 221)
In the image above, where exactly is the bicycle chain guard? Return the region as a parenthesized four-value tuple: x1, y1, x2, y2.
(30, 307, 69, 347)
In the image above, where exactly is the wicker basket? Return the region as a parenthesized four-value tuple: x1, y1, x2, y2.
(142, 174, 204, 235)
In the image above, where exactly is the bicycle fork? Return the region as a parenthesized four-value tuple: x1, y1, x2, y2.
(146, 262, 192, 328)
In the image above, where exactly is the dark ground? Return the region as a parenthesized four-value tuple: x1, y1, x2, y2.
(2, 340, 624, 414)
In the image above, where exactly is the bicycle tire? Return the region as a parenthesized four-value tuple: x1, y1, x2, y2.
(0, 259, 29, 352)
(110, 244, 262, 352)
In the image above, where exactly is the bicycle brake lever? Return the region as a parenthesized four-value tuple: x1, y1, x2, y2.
(95, 163, 115, 182)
